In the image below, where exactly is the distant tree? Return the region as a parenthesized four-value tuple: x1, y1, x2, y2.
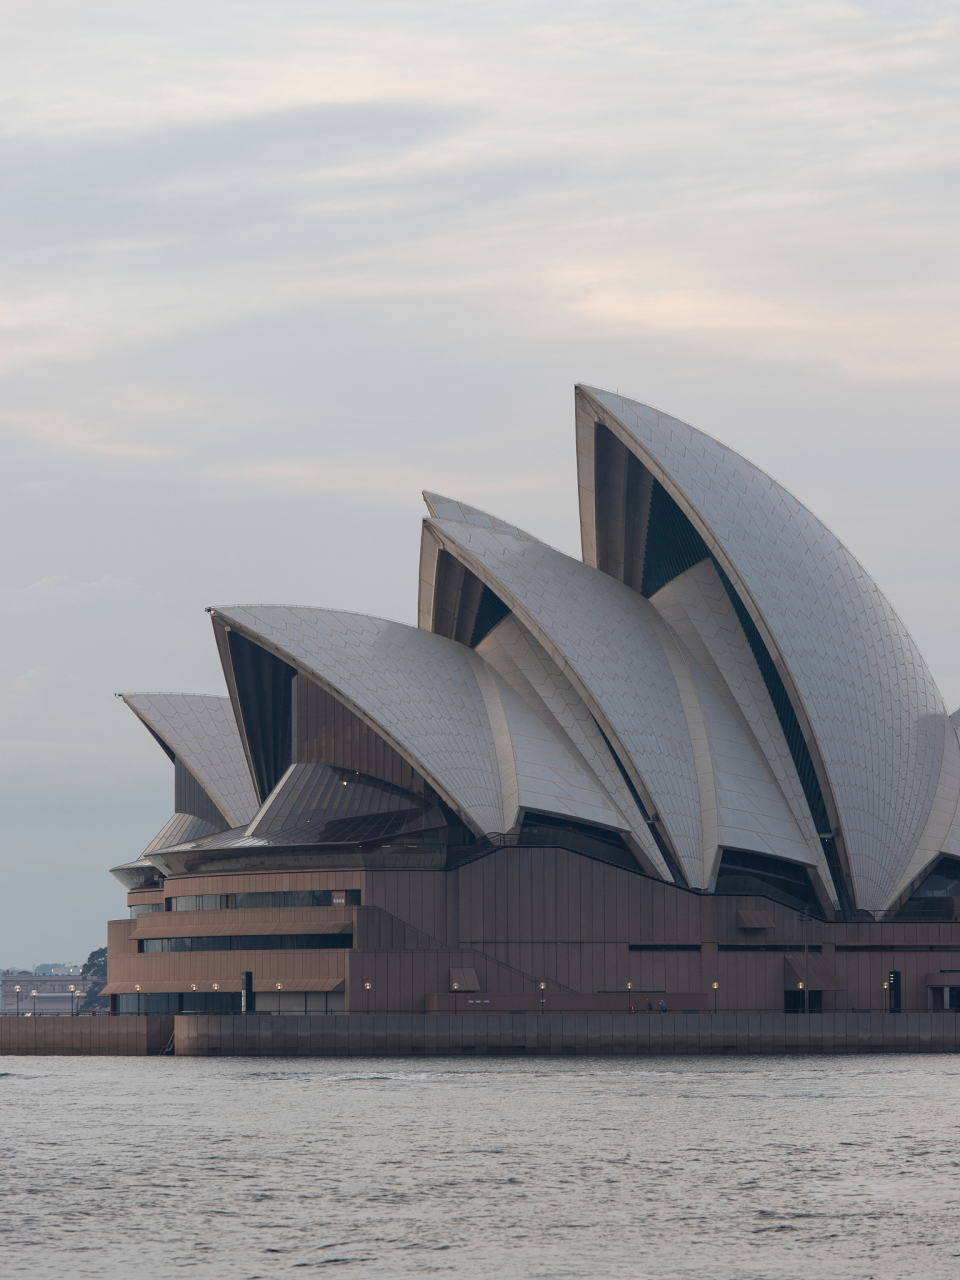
(79, 947, 109, 1012)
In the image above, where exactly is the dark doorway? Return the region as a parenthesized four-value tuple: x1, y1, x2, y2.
(784, 989, 822, 1013)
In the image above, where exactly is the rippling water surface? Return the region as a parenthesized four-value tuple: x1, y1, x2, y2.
(2, 1054, 960, 1278)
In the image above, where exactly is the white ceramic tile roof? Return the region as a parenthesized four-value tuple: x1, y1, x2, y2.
(579, 386, 952, 912)
(887, 718, 960, 901)
(651, 569, 836, 899)
(142, 811, 221, 855)
(423, 492, 544, 542)
(475, 616, 670, 877)
(656, 561, 820, 841)
(122, 693, 259, 829)
(212, 606, 506, 835)
(480, 650, 632, 835)
(423, 514, 705, 885)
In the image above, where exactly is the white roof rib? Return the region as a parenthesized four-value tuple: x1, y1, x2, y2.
(579, 386, 952, 912)
(212, 606, 506, 836)
(475, 616, 671, 878)
(424, 514, 706, 886)
(122, 693, 259, 829)
(478, 640, 637, 838)
(650, 564, 837, 900)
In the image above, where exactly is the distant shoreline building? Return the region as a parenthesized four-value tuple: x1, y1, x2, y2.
(2, 973, 94, 1015)
(103, 387, 960, 1019)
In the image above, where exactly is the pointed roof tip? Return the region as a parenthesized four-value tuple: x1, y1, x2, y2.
(422, 493, 544, 544)
(422, 490, 456, 519)
(422, 491, 497, 523)
(578, 383, 667, 421)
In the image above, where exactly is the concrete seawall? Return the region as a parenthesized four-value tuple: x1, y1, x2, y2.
(0, 1015, 174, 1056)
(173, 1011, 960, 1056)
(5, 1012, 960, 1056)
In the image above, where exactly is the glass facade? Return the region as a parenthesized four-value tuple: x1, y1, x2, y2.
(129, 902, 165, 918)
(254, 991, 344, 1014)
(893, 857, 960, 921)
(714, 849, 822, 915)
(115, 991, 241, 1014)
(170, 890, 361, 911)
(519, 813, 638, 871)
(138, 933, 353, 953)
(113, 990, 345, 1014)
(783, 990, 822, 1013)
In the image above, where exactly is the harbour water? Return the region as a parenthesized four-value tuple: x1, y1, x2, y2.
(2, 1054, 959, 1278)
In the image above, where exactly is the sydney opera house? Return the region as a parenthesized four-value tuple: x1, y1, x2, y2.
(103, 387, 960, 1020)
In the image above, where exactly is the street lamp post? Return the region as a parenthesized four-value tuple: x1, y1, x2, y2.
(712, 981, 719, 1013)
(31, 989, 37, 1017)
(798, 912, 810, 1013)
(364, 981, 372, 1014)
(69, 985, 76, 1016)
(626, 981, 633, 1013)
(539, 982, 546, 1012)
(14, 985, 20, 1016)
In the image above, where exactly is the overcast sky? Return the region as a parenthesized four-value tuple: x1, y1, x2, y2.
(2, 1, 958, 967)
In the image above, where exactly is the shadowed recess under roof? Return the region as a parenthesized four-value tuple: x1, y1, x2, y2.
(254, 763, 433, 836)
(227, 631, 295, 803)
(431, 549, 511, 648)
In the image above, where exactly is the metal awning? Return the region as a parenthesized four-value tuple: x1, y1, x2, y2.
(784, 953, 843, 990)
(737, 910, 775, 929)
(449, 967, 481, 991)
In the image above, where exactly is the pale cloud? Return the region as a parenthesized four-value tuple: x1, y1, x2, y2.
(0, 574, 139, 612)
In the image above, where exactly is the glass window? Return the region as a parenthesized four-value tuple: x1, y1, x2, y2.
(138, 933, 353, 953)
(129, 903, 165, 918)
(783, 989, 822, 1013)
(114, 991, 241, 1015)
(715, 849, 822, 915)
(172, 889, 361, 910)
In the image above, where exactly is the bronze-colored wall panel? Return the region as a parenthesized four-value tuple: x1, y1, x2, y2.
(297, 675, 432, 798)
(108, 843, 960, 1016)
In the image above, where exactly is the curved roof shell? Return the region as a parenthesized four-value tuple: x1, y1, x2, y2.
(121, 692, 259, 829)
(210, 606, 507, 836)
(420, 506, 706, 885)
(576, 385, 955, 911)
(474, 614, 671, 878)
(211, 606, 654, 858)
(421, 499, 845, 901)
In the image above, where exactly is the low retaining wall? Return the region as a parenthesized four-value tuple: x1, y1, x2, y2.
(174, 1011, 960, 1056)
(6, 1013, 960, 1057)
(0, 1015, 174, 1056)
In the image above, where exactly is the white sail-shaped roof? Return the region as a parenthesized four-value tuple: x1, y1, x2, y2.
(211, 606, 507, 835)
(576, 385, 957, 911)
(211, 605, 656, 867)
(420, 507, 706, 885)
(122, 692, 259, 829)
(474, 615, 671, 878)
